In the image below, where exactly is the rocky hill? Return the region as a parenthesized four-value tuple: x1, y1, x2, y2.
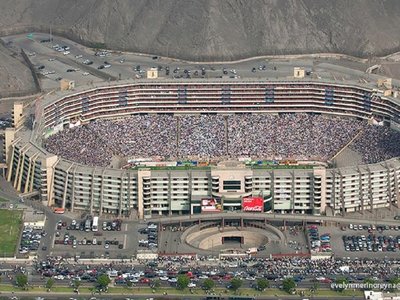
(0, 0, 400, 61)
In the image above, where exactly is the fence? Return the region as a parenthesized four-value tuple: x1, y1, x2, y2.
(20, 48, 41, 93)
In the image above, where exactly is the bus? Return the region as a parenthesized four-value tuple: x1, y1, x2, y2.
(92, 216, 99, 232)
(53, 208, 65, 214)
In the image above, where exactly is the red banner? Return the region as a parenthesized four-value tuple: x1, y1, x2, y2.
(242, 197, 264, 212)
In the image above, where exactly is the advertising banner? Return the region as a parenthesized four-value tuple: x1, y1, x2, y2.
(242, 197, 264, 212)
(201, 198, 222, 213)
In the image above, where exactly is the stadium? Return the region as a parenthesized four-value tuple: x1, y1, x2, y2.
(4, 78, 400, 219)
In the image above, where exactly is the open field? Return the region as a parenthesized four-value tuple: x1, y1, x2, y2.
(0, 209, 22, 256)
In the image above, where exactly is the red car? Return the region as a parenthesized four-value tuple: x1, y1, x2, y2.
(139, 278, 150, 284)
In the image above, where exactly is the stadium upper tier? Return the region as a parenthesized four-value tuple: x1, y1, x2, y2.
(41, 80, 400, 130)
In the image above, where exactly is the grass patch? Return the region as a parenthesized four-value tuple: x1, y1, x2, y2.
(0, 284, 366, 298)
(0, 209, 22, 256)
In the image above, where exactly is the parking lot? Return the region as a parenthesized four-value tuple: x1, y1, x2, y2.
(319, 224, 400, 258)
(50, 216, 137, 259)
(137, 222, 159, 252)
(19, 225, 46, 255)
(1, 33, 368, 92)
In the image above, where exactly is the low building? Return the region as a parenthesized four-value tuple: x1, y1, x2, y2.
(136, 250, 158, 260)
(23, 210, 46, 229)
(364, 291, 400, 300)
(294, 67, 305, 78)
(146, 68, 158, 79)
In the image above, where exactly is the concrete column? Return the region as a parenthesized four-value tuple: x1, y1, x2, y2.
(367, 167, 373, 211)
(62, 172, 69, 209)
(13, 151, 23, 190)
(28, 155, 39, 193)
(119, 172, 124, 217)
(23, 156, 33, 194)
(89, 168, 95, 215)
(70, 166, 77, 212)
(6, 146, 15, 182)
(98, 170, 104, 216)
(16, 151, 26, 192)
(393, 167, 400, 208)
(358, 167, 364, 214)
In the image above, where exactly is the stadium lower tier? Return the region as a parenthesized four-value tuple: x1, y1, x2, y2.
(6, 137, 400, 218)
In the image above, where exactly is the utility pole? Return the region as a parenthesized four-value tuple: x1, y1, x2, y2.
(50, 24, 52, 47)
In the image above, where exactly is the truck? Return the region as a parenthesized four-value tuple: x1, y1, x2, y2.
(246, 247, 258, 255)
(92, 216, 99, 232)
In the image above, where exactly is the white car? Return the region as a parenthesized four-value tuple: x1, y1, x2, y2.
(82, 72, 90, 76)
(159, 276, 169, 281)
(92, 238, 97, 245)
(188, 282, 196, 288)
(63, 51, 70, 55)
(168, 277, 177, 283)
(75, 54, 83, 59)
(245, 276, 256, 281)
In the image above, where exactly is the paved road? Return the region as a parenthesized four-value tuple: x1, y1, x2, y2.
(0, 292, 365, 300)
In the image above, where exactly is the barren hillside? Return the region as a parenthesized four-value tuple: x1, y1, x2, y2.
(0, 0, 400, 61)
(0, 44, 36, 97)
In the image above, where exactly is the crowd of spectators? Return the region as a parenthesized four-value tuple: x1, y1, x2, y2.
(44, 113, 399, 167)
(349, 125, 400, 164)
(178, 115, 226, 157)
(228, 114, 364, 160)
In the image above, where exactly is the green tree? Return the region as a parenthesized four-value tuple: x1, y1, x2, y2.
(334, 277, 349, 292)
(202, 278, 215, 291)
(16, 274, 28, 289)
(388, 277, 400, 292)
(46, 278, 55, 291)
(177, 274, 190, 290)
(256, 278, 269, 291)
(230, 277, 243, 293)
(282, 277, 296, 294)
(311, 281, 319, 293)
(97, 274, 111, 291)
(72, 279, 81, 290)
(151, 279, 161, 289)
(363, 277, 376, 290)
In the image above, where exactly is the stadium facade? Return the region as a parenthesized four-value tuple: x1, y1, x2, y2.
(3, 79, 400, 219)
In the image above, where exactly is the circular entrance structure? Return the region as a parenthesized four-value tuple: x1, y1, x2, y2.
(183, 223, 284, 251)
